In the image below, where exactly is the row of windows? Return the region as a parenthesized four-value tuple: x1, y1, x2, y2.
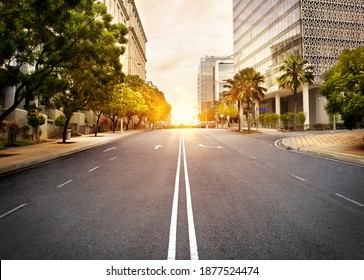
(234, 0, 299, 43)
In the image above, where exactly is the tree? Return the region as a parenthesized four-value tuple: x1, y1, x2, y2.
(38, 1, 128, 142)
(276, 55, 314, 130)
(0, 0, 83, 124)
(114, 84, 148, 131)
(224, 68, 266, 131)
(321, 47, 364, 129)
(27, 109, 45, 141)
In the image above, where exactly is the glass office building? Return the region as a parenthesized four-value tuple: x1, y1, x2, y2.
(233, 0, 364, 126)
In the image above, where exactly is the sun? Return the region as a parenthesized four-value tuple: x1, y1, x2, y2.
(172, 104, 196, 125)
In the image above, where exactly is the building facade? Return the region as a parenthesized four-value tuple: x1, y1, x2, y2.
(197, 56, 233, 119)
(99, 0, 147, 80)
(233, 0, 364, 126)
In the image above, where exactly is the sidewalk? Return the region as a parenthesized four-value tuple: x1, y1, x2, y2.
(0, 131, 141, 175)
(281, 129, 364, 166)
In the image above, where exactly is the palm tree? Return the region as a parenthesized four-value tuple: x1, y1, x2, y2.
(276, 55, 314, 130)
(224, 68, 266, 132)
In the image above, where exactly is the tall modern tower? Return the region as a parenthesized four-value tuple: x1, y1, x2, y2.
(233, 0, 364, 126)
(197, 56, 233, 120)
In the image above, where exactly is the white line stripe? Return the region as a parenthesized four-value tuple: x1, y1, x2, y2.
(110, 157, 117, 161)
(104, 147, 116, 152)
(336, 193, 364, 207)
(182, 132, 199, 260)
(265, 163, 275, 168)
(88, 166, 99, 172)
(167, 132, 182, 260)
(57, 179, 73, 188)
(239, 151, 244, 154)
(249, 155, 256, 159)
(291, 174, 306, 182)
(0, 204, 27, 220)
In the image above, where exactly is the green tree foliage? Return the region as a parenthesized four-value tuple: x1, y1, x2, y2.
(37, 1, 128, 142)
(0, 0, 82, 123)
(125, 75, 171, 127)
(276, 55, 314, 130)
(114, 84, 148, 131)
(224, 68, 266, 131)
(321, 47, 364, 129)
(27, 110, 45, 141)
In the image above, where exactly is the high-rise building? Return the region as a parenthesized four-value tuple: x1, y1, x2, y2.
(197, 56, 233, 119)
(99, 0, 147, 80)
(233, 0, 364, 126)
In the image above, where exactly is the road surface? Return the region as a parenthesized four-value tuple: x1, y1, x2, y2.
(0, 129, 363, 259)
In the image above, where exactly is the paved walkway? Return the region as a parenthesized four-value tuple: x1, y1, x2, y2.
(282, 129, 364, 166)
(0, 131, 141, 175)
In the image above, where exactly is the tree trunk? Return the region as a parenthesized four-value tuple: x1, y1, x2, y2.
(125, 115, 132, 131)
(95, 114, 102, 137)
(293, 88, 297, 131)
(247, 101, 251, 132)
(239, 100, 244, 132)
(62, 117, 71, 143)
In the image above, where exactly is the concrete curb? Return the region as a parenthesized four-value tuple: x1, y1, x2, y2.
(279, 138, 364, 166)
(0, 130, 142, 176)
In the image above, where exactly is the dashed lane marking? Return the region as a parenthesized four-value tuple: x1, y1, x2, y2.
(0, 204, 27, 220)
(57, 179, 73, 188)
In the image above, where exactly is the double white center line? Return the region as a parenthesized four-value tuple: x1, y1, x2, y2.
(168, 131, 198, 260)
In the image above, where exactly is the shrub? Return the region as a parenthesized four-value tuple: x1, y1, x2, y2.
(27, 111, 45, 140)
(7, 121, 20, 145)
(54, 115, 67, 127)
(21, 124, 31, 139)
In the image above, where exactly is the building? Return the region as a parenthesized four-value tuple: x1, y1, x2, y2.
(98, 0, 147, 80)
(197, 56, 233, 120)
(213, 59, 234, 102)
(233, 0, 364, 127)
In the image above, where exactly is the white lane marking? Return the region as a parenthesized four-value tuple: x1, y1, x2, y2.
(0, 204, 27, 220)
(155, 145, 163, 150)
(249, 155, 256, 159)
(57, 179, 73, 188)
(168, 132, 182, 260)
(265, 163, 275, 168)
(336, 193, 364, 207)
(291, 174, 306, 182)
(182, 132, 199, 260)
(239, 151, 244, 154)
(88, 166, 99, 172)
(198, 144, 224, 149)
(104, 147, 116, 152)
(110, 157, 117, 161)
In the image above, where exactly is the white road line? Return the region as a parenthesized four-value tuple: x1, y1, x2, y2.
(182, 132, 199, 260)
(336, 193, 364, 207)
(110, 157, 117, 161)
(239, 151, 244, 154)
(167, 132, 182, 260)
(0, 204, 27, 220)
(291, 174, 306, 182)
(104, 147, 116, 152)
(154, 145, 163, 150)
(57, 179, 73, 188)
(265, 163, 275, 168)
(249, 155, 256, 159)
(88, 166, 99, 172)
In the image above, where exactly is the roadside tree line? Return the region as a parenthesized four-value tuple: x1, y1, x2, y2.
(0, 0, 171, 144)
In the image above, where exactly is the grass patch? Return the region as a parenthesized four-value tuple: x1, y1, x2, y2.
(1, 140, 35, 147)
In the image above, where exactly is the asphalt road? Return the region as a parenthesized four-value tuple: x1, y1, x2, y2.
(0, 129, 363, 259)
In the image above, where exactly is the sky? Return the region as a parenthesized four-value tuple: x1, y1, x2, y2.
(134, 0, 233, 125)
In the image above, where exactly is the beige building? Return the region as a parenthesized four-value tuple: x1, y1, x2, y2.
(99, 0, 147, 80)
